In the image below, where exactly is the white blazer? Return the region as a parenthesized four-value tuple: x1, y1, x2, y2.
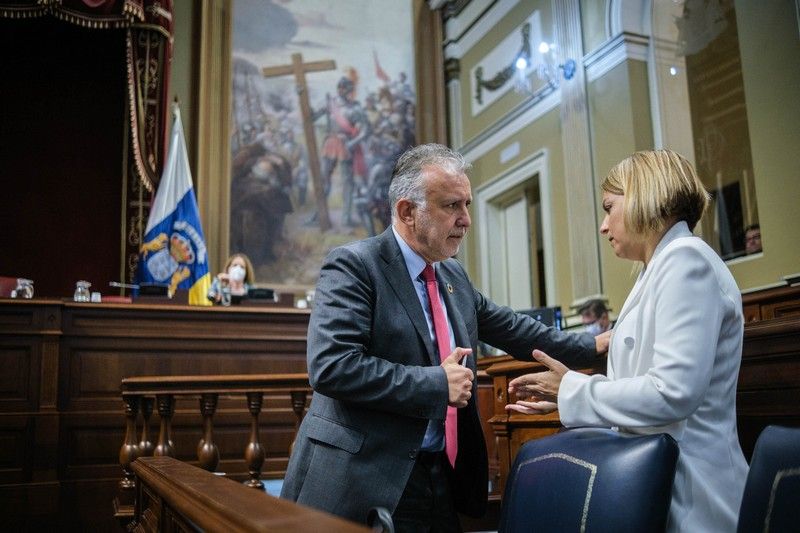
(559, 221, 748, 532)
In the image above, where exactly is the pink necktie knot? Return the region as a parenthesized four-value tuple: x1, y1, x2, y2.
(422, 264, 435, 283)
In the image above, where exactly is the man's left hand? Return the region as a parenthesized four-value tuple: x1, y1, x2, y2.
(595, 329, 612, 355)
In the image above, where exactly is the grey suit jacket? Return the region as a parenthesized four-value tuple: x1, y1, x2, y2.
(281, 228, 595, 523)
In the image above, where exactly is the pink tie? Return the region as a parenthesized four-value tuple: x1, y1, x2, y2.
(422, 264, 458, 468)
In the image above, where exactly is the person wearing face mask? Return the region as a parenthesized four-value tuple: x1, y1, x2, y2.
(207, 253, 255, 305)
(578, 299, 612, 335)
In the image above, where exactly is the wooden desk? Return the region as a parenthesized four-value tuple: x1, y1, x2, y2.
(742, 283, 800, 323)
(0, 299, 310, 530)
(483, 356, 606, 500)
(736, 315, 800, 458)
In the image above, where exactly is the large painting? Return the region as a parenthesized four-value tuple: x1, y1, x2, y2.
(230, 0, 416, 287)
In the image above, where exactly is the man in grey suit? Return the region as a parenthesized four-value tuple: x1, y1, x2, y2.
(281, 143, 607, 531)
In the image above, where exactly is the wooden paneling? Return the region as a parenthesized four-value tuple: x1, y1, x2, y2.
(742, 284, 800, 322)
(736, 315, 800, 459)
(0, 299, 310, 530)
(484, 313, 800, 498)
(484, 356, 606, 498)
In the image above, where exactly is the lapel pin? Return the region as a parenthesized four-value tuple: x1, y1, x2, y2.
(446, 283, 453, 294)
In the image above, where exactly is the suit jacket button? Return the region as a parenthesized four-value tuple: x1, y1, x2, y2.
(409, 449, 418, 459)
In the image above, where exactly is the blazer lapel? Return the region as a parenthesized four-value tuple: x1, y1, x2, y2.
(614, 222, 693, 326)
(377, 230, 438, 364)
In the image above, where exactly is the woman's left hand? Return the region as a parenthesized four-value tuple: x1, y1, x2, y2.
(507, 349, 570, 402)
(505, 399, 558, 415)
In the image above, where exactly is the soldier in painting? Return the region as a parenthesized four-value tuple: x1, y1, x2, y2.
(317, 76, 371, 227)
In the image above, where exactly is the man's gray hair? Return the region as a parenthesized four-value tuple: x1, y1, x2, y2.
(388, 144, 470, 221)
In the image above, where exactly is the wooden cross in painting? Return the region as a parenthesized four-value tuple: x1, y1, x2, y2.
(263, 53, 336, 232)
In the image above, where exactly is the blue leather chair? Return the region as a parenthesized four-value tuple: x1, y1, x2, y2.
(737, 425, 800, 533)
(499, 427, 679, 533)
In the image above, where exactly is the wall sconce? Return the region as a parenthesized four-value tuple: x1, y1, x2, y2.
(513, 41, 576, 94)
(474, 23, 577, 106)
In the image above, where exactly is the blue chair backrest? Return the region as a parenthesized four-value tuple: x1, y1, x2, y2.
(499, 428, 678, 533)
(737, 425, 800, 533)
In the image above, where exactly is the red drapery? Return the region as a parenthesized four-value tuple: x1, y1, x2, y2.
(0, 0, 174, 192)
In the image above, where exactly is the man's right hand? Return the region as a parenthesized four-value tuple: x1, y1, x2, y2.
(441, 347, 473, 408)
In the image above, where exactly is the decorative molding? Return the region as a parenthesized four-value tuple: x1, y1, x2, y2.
(444, 0, 519, 60)
(196, 1, 233, 275)
(447, 79, 464, 149)
(444, 57, 461, 83)
(443, 0, 493, 44)
(554, 0, 601, 302)
(469, 10, 545, 115)
(584, 32, 649, 83)
(474, 23, 531, 106)
(499, 141, 520, 165)
(475, 150, 557, 304)
(607, 0, 647, 37)
(443, 0, 472, 19)
(458, 84, 560, 161)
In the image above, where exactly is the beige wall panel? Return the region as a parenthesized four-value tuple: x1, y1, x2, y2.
(579, 0, 609, 55)
(588, 60, 653, 312)
(458, 0, 554, 143)
(726, 0, 800, 289)
(467, 109, 576, 311)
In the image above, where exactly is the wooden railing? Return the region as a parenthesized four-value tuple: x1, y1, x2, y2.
(115, 374, 311, 523)
(130, 456, 369, 532)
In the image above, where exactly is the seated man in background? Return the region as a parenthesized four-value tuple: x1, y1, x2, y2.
(744, 223, 762, 255)
(578, 299, 612, 335)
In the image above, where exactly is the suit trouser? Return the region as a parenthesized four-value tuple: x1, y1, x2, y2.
(392, 450, 461, 533)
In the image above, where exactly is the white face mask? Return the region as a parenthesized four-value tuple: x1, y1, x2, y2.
(584, 322, 603, 336)
(228, 265, 246, 282)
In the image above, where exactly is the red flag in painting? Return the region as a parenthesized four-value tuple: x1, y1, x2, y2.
(373, 50, 390, 83)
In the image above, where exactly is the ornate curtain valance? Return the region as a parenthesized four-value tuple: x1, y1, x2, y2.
(0, 0, 144, 28)
(1, 0, 174, 192)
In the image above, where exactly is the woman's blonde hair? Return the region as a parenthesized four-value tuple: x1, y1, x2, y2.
(601, 149, 709, 236)
(224, 253, 256, 285)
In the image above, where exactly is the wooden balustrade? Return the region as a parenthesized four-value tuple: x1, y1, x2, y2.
(116, 373, 311, 525)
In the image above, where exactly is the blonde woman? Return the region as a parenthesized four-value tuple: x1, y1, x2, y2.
(207, 253, 255, 304)
(506, 150, 748, 531)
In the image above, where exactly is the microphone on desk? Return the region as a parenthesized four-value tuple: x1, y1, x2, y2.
(109, 282, 140, 289)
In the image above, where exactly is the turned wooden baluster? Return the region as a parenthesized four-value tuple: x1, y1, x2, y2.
(289, 390, 308, 455)
(138, 396, 155, 457)
(153, 394, 176, 457)
(244, 391, 265, 489)
(197, 393, 220, 471)
(119, 395, 140, 490)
